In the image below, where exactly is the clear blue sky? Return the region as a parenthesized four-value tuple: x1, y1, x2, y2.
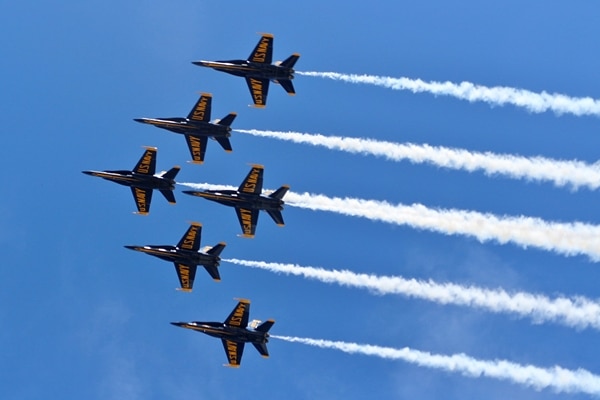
(2, 1, 600, 399)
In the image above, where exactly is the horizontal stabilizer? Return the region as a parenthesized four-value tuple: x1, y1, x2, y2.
(161, 166, 180, 180)
(160, 189, 176, 204)
(215, 136, 233, 152)
(266, 209, 285, 226)
(278, 79, 295, 95)
(269, 185, 289, 200)
(252, 342, 270, 358)
(218, 112, 237, 127)
(255, 319, 275, 333)
(279, 53, 300, 69)
(207, 242, 226, 257)
(203, 264, 221, 281)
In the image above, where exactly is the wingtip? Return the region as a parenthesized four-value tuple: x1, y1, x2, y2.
(187, 160, 204, 165)
(233, 297, 251, 304)
(257, 32, 274, 38)
(134, 211, 150, 216)
(176, 288, 193, 293)
(142, 145, 158, 151)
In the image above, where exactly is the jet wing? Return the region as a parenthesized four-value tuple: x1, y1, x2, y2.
(248, 33, 273, 64)
(187, 93, 212, 122)
(238, 165, 264, 195)
(174, 263, 197, 292)
(224, 299, 250, 328)
(131, 187, 152, 215)
(177, 222, 202, 251)
(235, 207, 259, 238)
(185, 134, 208, 164)
(222, 340, 245, 368)
(245, 77, 269, 108)
(133, 147, 157, 175)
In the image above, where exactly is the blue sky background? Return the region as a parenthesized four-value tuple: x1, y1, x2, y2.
(3, 1, 600, 398)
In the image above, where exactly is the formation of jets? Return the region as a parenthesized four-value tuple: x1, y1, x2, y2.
(83, 33, 297, 367)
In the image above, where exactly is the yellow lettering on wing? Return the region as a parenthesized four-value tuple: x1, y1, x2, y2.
(239, 209, 253, 236)
(134, 188, 147, 212)
(137, 151, 153, 174)
(188, 136, 202, 160)
(249, 78, 264, 105)
(251, 37, 270, 63)
(178, 264, 190, 287)
(191, 97, 209, 121)
(228, 303, 247, 327)
(241, 168, 260, 193)
(180, 226, 199, 250)
(226, 341, 238, 365)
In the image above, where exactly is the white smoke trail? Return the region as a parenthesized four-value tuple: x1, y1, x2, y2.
(180, 182, 600, 260)
(235, 128, 600, 191)
(273, 335, 600, 395)
(297, 71, 600, 117)
(225, 258, 600, 330)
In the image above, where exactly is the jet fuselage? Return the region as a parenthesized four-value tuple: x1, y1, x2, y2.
(134, 117, 232, 137)
(171, 321, 269, 344)
(193, 60, 294, 81)
(82, 170, 176, 191)
(184, 190, 284, 211)
(124, 245, 220, 268)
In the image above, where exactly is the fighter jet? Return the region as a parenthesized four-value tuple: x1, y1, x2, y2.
(134, 93, 236, 164)
(192, 33, 300, 108)
(82, 147, 179, 215)
(124, 222, 226, 292)
(182, 164, 289, 238)
(171, 299, 274, 368)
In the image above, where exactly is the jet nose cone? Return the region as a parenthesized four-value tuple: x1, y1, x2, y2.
(133, 118, 146, 123)
(124, 245, 138, 251)
(191, 60, 206, 67)
(170, 322, 186, 328)
(81, 170, 93, 176)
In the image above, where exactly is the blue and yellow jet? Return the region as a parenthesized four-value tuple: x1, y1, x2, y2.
(134, 93, 236, 164)
(82, 146, 179, 215)
(183, 164, 289, 238)
(171, 299, 274, 368)
(124, 222, 226, 292)
(192, 33, 300, 108)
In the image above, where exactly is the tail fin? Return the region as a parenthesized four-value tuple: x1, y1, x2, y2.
(277, 79, 295, 95)
(217, 112, 237, 127)
(161, 166, 180, 180)
(160, 189, 176, 204)
(279, 54, 300, 69)
(255, 319, 275, 333)
(207, 242, 226, 257)
(269, 185, 289, 200)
